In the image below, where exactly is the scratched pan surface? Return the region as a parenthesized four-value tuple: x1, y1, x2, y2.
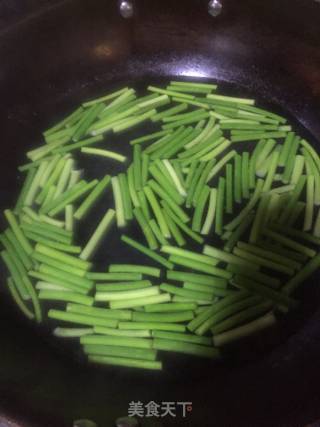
(0, 0, 320, 426)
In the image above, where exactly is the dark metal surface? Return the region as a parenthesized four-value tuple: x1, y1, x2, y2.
(0, 1, 320, 426)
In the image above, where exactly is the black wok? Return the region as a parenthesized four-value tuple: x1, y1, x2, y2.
(0, 0, 320, 426)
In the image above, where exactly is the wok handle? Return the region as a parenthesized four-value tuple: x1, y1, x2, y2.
(118, 0, 223, 18)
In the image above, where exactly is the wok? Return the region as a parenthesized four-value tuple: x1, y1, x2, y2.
(0, 0, 320, 426)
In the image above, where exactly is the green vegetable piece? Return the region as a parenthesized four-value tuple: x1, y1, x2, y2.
(215, 177, 225, 235)
(121, 235, 173, 270)
(74, 174, 111, 220)
(152, 338, 220, 359)
(234, 153, 242, 203)
(80, 209, 115, 261)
